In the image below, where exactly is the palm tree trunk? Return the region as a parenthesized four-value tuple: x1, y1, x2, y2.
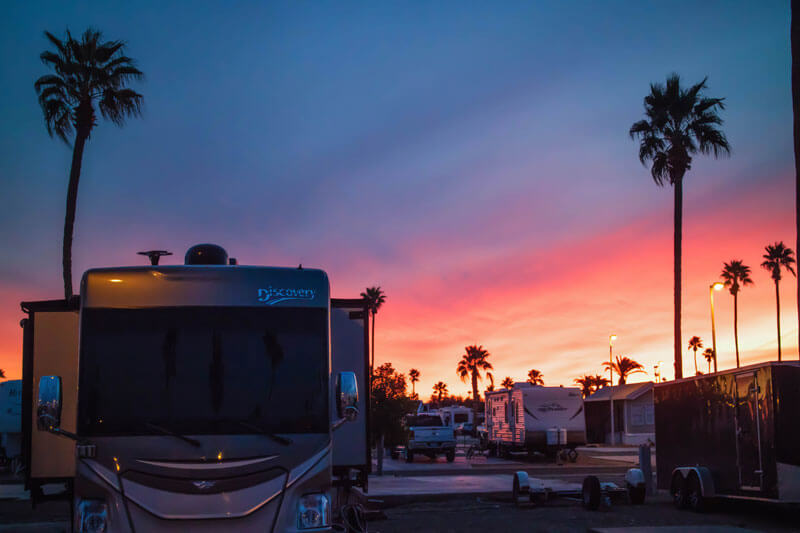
(693, 347, 698, 375)
(471, 372, 479, 414)
(62, 133, 88, 301)
(370, 310, 376, 372)
(776, 280, 782, 361)
(734, 292, 740, 367)
(793, 0, 800, 362)
(673, 177, 684, 379)
(707, 359, 711, 374)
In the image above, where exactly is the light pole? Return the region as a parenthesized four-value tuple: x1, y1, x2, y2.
(609, 334, 617, 446)
(609, 334, 617, 383)
(710, 282, 724, 373)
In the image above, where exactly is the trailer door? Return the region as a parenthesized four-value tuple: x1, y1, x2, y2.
(735, 372, 763, 491)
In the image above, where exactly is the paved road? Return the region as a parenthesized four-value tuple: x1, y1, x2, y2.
(371, 494, 800, 533)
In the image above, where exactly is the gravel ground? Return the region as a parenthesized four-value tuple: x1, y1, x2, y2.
(370, 493, 800, 533)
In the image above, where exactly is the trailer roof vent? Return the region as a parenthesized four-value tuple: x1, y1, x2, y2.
(185, 244, 228, 265)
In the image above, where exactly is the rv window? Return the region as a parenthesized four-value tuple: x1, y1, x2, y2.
(78, 306, 328, 436)
(453, 414, 468, 423)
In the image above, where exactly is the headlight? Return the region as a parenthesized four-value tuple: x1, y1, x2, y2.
(297, 493, 330, 529)
(77, 499, 108, 533)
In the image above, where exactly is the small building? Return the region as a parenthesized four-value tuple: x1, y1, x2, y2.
(584, 382, 654, 446)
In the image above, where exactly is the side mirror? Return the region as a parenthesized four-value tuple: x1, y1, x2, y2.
(37, 376, 62, 431)
(336, 371, 359, 422)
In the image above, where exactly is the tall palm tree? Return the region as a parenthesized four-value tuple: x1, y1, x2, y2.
(574, 375, 595, 398)
(793, 0, 800, 360)
(526, 369, 544, 386)
(432, 381, 448, 404)
(702, 348, 714, 374)
(687, 336, 703, 376)
(501, 377, 514, 389)
(456, 345, 493, 413)
(602, 356, 646, 385)
(630, 74, 730, 380)
(590, 374, 611, 389)
(761, 242, 796, 361)
(360, 286, 386, 372)
(486, 372, 495, 392)
(721, 260, 754, 367)
(408, 368, 420, 396)
(35, 29, 143, 300)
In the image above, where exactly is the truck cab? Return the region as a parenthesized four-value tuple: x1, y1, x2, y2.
(22, 245, 369, 532)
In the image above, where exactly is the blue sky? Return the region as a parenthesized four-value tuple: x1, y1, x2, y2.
(0, 1, 794, 392)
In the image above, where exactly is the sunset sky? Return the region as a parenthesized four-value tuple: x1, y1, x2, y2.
(0, 1, 794, 399)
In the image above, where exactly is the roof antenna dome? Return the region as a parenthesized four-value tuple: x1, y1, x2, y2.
(185, 244, 228, 265)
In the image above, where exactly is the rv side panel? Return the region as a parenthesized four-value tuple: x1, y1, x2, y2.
(773, 364, 800, 501)
(30, 310, 79, 479)
(654, 373, 739, 492)
(330, 299, 370, 489)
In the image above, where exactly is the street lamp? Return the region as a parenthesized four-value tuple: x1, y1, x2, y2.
(710, 282, 724, 373)
(609, 334, 617, 446)
(609, 334, 617, 383)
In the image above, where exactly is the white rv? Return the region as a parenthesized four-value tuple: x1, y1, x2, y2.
(438, 406, 474, 435)
(485, 384, 585, 458)
(21, 244, 370, 532)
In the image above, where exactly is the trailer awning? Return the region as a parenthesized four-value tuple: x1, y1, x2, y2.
(584, 382, 653, 402)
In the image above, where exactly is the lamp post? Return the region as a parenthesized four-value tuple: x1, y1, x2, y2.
(710, 282, 724, 373)
(609, 334, 617, 383)
(609, 334, 617, 446)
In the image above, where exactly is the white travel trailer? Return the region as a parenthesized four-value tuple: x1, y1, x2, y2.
(21, 244, 370, 532)
(485, 384, 586, 458)
(438, 406, 474, 434)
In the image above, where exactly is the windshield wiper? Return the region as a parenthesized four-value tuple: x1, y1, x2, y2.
(145, 421, 201, 447)
(231, 420, 292, 446)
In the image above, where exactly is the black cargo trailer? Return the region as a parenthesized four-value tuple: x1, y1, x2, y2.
(654, 361, 800, 509)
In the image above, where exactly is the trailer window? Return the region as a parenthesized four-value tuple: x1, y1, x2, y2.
(453, 414, 469, 423)
(78, 306, 328, 436)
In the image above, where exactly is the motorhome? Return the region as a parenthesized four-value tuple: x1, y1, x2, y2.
(485, 384, 585, 458)
(21, 244, 370, 532)
(655, 361, 800, 510)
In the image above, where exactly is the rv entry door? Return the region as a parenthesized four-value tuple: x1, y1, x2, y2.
(734, 372, 763, 491)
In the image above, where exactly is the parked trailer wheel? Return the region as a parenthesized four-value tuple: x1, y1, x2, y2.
(446, 449, 455, 462)
(686, 473, 706, 512)
(624, 468, 646, 505)
(582, 475, 602, 511)
(512, 472, 530, 507)
(670, 472, 688, 509)
(567, 448, 578, 463)
(627, 484, 645, 505)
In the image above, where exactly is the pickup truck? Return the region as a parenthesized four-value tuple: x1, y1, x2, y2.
(403, 414, 456, 463)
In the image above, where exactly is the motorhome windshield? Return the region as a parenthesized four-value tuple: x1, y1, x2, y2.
(78, 306, 328, 436)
